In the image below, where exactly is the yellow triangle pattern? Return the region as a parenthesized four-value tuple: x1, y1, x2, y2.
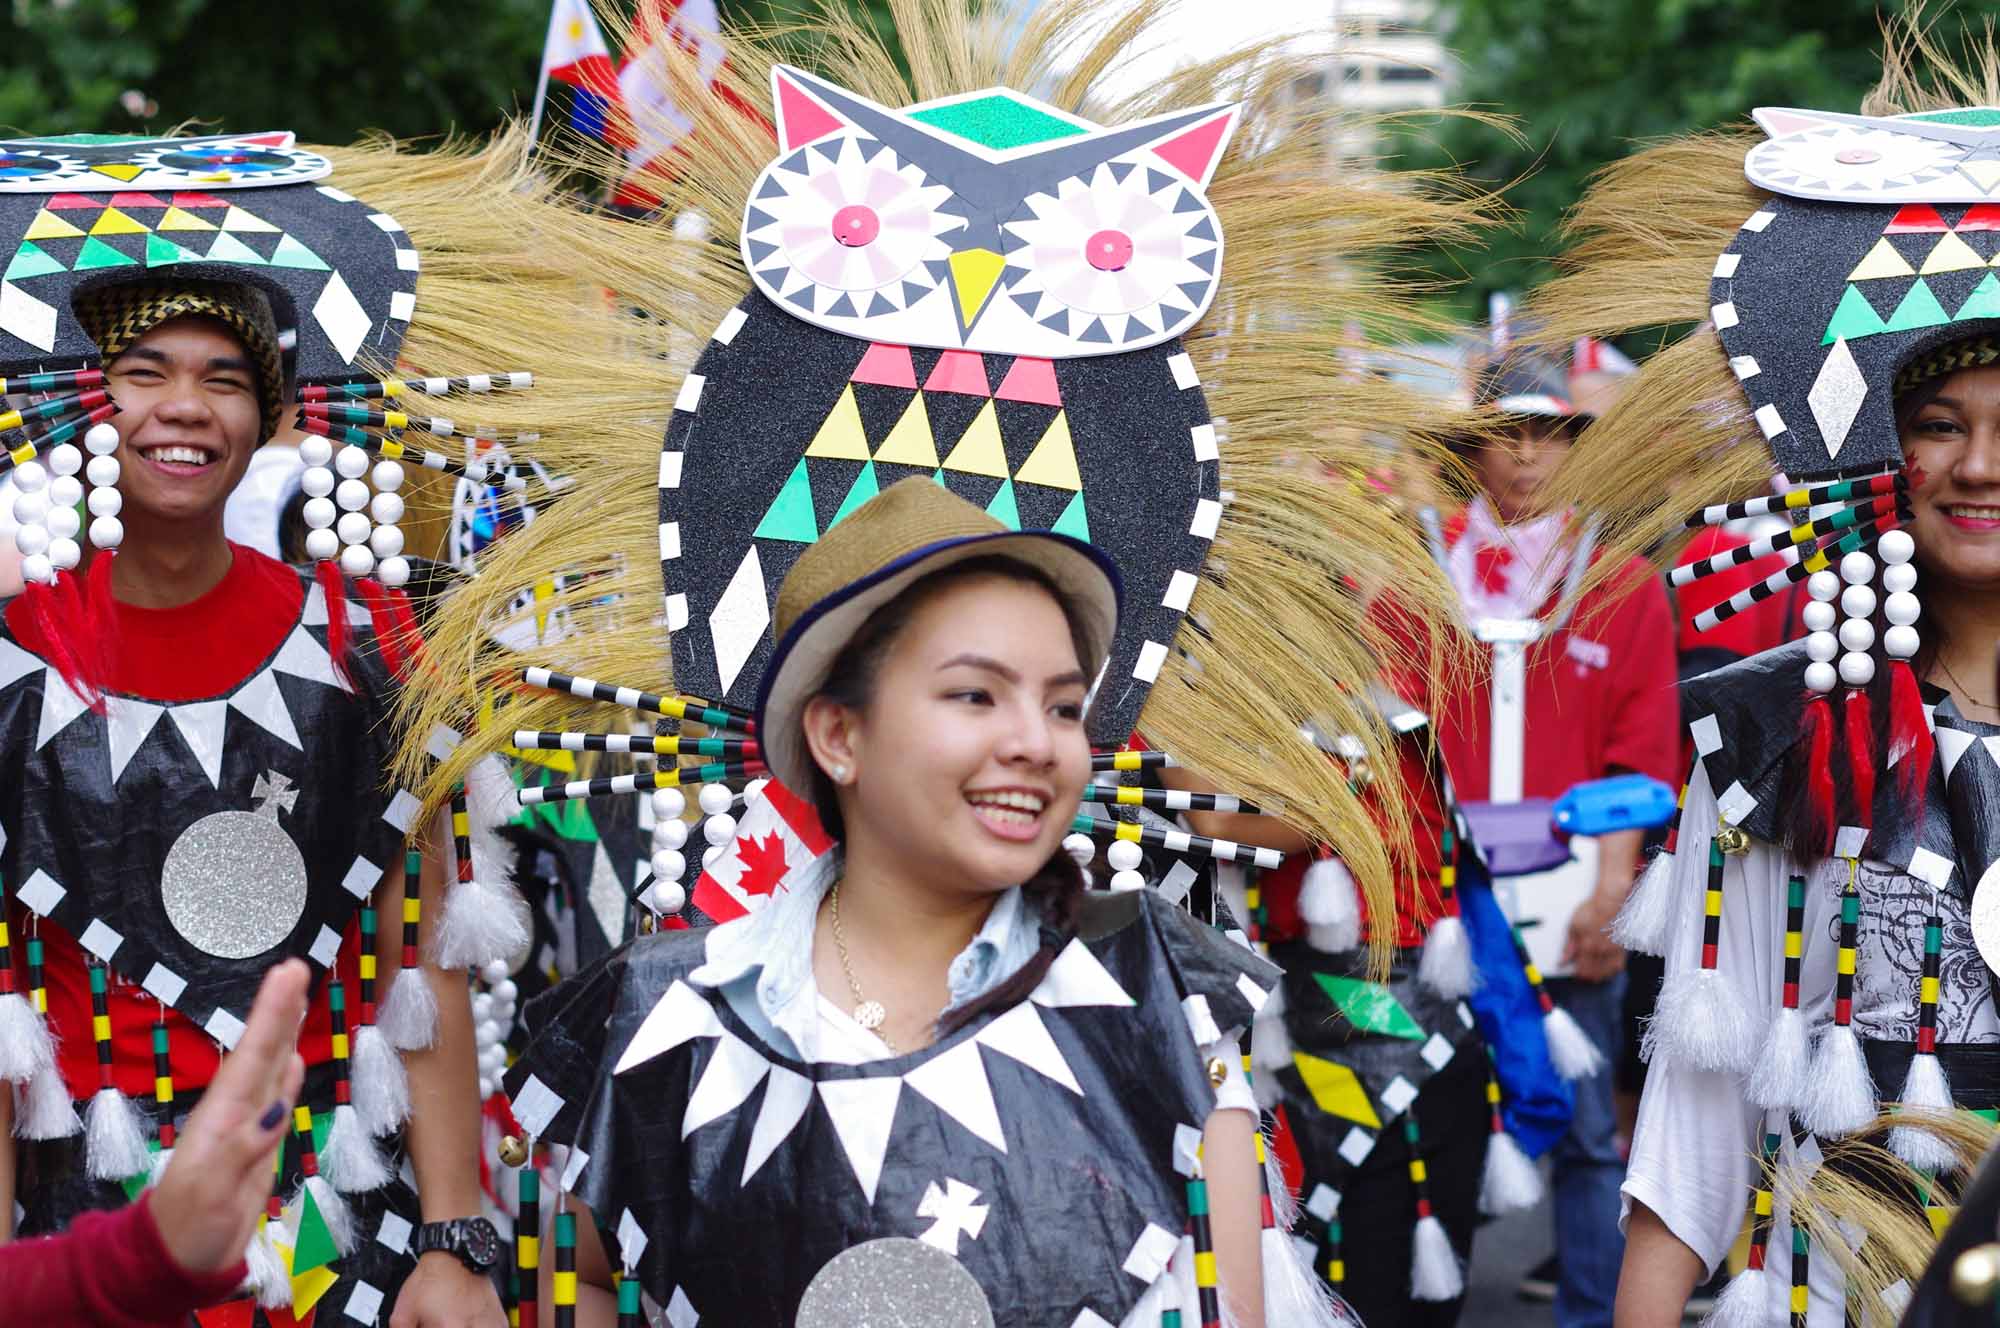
(803, 385, 871, 460)
(1292, 1051, 1382, 1128)
(89, 163, 143, 182)
(940, 400, 1009, 477)
(88, 208, 148, 237)
(23, 210, 84, 242)
(1921, 230, 1985, 275)
(1013, 410, 1081, 490)
(155, 206, 218, 233)
(1847, 237, 1914, 282)
(872, 394, 939, 467)
(220, 205, 280, 234)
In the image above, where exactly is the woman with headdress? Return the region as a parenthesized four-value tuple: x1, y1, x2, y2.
(1530, 16, 2000, 1324)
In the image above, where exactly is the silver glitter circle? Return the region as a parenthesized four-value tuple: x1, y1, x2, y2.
(159, 810, 310, 959)
(797, 1238, 994, 1328)
(1971, 860, 2000, 979)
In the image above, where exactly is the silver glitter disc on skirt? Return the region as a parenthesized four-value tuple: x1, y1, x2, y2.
(796, 1238, 994, 1327)
(159, 809, 310, 959)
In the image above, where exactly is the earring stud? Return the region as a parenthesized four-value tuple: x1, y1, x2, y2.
(831, 764, 849, 783)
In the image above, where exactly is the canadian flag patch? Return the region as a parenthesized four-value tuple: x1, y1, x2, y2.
(691, 779, 835, 922)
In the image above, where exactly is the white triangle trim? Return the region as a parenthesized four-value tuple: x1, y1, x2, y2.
(168, 700, 229, 787)
(741, 1064, 813, 1185)
(817, 1077, 902, 1204)
(973, 1001, 1082, 1095)
(227, 668, 301, 749)
(1982, 735, 2000, 767)
(0, 637, 41, 692)
(35, 667, 91, 750)
(271, 624, 352, 693)
(682, 1030, 771, 1138)
(614, 980, 723, 1076)
(1031, 938, 1136, 1008)
(903, 1038, 1007, 1153)
(1939, 727, 1977, 780)
(105, 697, 166, 784)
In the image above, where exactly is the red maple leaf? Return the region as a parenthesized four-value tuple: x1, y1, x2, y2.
(737, 832, 792, 898)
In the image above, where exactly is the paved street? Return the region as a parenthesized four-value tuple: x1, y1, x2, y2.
(1462, 1191, 1558, 1328)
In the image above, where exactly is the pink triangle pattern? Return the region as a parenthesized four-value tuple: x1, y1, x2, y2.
(108, 192, 167, 208)
(923, 349, 991, 397)
(775, 72, 846, 152)
(994, 356, 1061, 406)
(1151, 108, 1238, 187)
(850, 342, 918, 388)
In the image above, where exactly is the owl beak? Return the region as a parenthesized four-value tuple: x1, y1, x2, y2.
(947, 248, 1007, 334)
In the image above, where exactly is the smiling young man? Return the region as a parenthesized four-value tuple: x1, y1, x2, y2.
(0, 281, 504, 1328)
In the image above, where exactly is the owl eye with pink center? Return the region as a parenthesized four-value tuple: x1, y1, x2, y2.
(1085, 229, 1133, 271)
(831, 204, 881, 248)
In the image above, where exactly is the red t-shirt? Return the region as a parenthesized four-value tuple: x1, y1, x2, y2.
(5, 547, 366, 1098)
(1427, 513, 1682, 802)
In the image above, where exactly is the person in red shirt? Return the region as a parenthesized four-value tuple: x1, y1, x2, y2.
(1428, 351, 1679, 1327)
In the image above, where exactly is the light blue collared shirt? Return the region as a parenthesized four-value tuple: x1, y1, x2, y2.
(688, 851, 1040, 1063)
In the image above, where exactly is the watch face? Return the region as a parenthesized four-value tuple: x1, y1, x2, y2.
(461, 1218, 503, 1269)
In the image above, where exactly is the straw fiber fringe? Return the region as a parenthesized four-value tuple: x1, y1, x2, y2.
(392, 0, 1496, 977)
(1783, 1110, 1995, 1328)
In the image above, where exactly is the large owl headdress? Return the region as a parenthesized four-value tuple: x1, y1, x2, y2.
(0, 128, 669, 690)
(399, 0, 1489, 950)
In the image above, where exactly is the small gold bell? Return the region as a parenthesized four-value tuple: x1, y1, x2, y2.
(1715, 825, 1751, 856)
(1347, 760, 1375, 790)
(498, 1135, 530, 1168)
(1207, 1057, 1229, 1088)
(1952, 1242, 2000, 1306)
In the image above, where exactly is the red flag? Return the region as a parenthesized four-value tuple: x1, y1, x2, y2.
(692, 779, 834, 922)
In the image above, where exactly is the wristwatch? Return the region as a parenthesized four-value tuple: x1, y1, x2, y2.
(412, 1216, 504, 1273)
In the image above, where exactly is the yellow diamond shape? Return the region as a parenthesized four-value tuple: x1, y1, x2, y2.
(1291, 1051, 1382, 1128)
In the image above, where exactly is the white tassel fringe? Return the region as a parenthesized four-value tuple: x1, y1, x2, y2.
(1701, 1266, 1772, 1328)
(1262, 1226, 1352, 1326)
(0, 993, 55, 1083)
(1299, 858, 1361, 954)
(1610, 851, 1677, 956)
(84, 1088, 151, 1182)
(149, 1146, 172, 1187)
(1888, 1052, 1960, 1171)
(378, 967, 438, 1052)
(1649, 969, 1760, 1074)
(1409, 1213, 1465, 1301)
(1263, 1135, 1300, 1233)
(243, 1223, 293, 1309)
(1251, 1009, 1293, 1074)
(1479, 1129, 1544, 1216)
(351, 1024, 412, 1135)
(1544, 1005, 1606, 1080)
(1417, 915, 1477, 998)
(434, 877, 533, 973)
(1746, 1006, 1812, 1111)
(321, 1103, 394, 1193)
(1801, 1023, 1877, 1137)
(15, 1067, 80, 1139)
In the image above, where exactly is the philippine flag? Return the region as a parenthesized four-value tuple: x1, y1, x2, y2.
(541, 0, 626, 144)
(692, 778, 835, 923)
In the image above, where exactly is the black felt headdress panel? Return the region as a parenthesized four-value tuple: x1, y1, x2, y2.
(0, 132, 417, 384)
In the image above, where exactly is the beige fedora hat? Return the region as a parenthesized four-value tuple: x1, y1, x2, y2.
(752, 476, 1122, 795)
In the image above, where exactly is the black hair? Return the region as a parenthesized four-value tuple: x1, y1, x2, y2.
(804, 553, 1099, 1038)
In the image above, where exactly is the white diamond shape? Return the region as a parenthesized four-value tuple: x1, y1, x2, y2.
(0, 281, 57, 351)
(1379, 1074, 1419, 1116)
(709, 546, 769, 695)
(312, 271, 373, 365)
(1808, 337, 1867, 460)
(1337, 1126, 1376, 1166)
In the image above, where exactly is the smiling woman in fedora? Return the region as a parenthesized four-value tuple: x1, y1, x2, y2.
(498, 478, 1356, 1327)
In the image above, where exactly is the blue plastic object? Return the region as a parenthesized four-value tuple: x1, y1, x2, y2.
(1459, 853, 1575, 1156)
(1552, 773, 1677, 838)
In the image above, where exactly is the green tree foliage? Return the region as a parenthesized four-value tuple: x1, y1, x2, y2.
(0, 0, 896, 145)
(1393, 0, 1910, 319)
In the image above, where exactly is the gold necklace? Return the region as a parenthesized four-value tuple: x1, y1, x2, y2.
(828, 883, 896, 1052)
(1936, 655, 2000, 711)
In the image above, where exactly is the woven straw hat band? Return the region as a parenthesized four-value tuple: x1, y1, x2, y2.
(72, 279, 287, 440)
(1894, 333, 2000, 400)
(772, 478, 1009, 643)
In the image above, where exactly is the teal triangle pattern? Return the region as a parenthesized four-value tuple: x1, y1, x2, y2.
(1885, 278, 1951, 334)
(144, 233, 196, 268)
(269, 233, 331, 271)
(4, 243, 63, 282)
(829, 461, 880, 529)
(1052, 491, 1090, 542)
(1822, 284, 1888, 344)
(204, 231, 267, 265)
(1957, 272, 2000, 322)
(72, 236, 137, 271)
(985, 477, 1020, 530)
(754, 459, 819, 543)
